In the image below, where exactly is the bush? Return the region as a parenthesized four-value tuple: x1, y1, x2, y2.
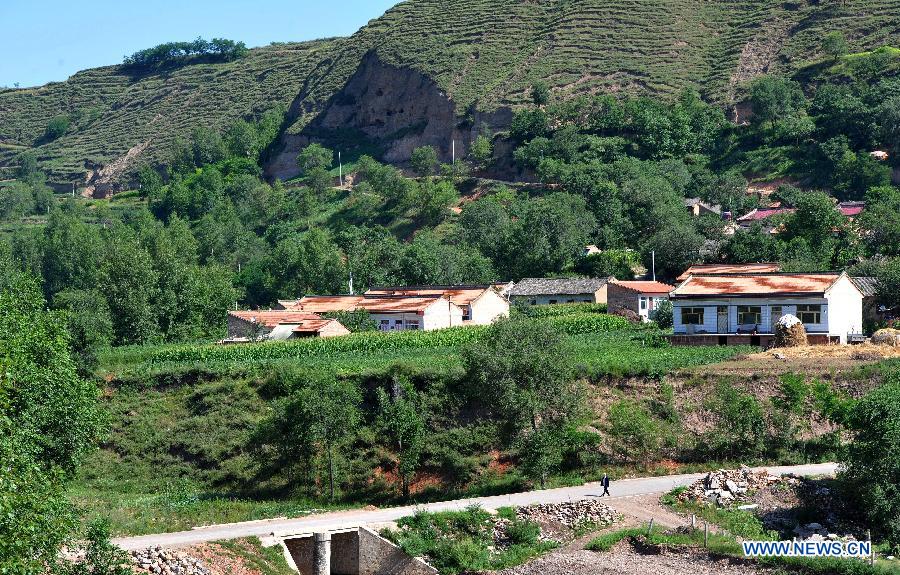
(841, 381, 900, 548)
(650, 300, 673, 328)
(606, 400, 667, 465)
(45, 115, 70, 141)
(703, 382, 767, 460)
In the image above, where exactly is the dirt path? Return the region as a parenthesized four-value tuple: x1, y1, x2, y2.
(601, 493, 688, 530)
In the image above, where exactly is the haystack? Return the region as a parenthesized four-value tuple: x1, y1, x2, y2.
(872, 328, 900, 347)
(774, 314, 807, 347)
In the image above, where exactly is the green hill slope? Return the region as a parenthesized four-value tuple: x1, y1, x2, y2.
(3, 0, 900, 186)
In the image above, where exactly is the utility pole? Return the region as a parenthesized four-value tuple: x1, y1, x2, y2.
(348, 271, 354, 295)
(338, 151, 343, 188)
(452, 140, 456, 164)
(652, 250, 657, 281)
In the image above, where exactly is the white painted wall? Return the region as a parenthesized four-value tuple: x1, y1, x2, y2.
(825, 275, 864, 343)
(421, 298, 465, 331)
(468, 290, 510, 325)
(673, 297, 836, 335)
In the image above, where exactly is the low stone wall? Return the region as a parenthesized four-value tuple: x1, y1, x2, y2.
(668, 333, 836, 347)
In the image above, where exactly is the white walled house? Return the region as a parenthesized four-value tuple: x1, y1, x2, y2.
(282, 295, 465, 331)
(669, 272, 863, 345)
(226, 311, 350, 341)
(607, 280, 675, 321)
(365, 285, 510, 325)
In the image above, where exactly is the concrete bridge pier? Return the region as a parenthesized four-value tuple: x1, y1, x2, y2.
(314, 532, 331, 575)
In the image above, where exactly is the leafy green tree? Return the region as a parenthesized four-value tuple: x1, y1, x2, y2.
(510, 109, 549, 142)
(875, 257, 900, 311)
(62, 520, 135, 575)
(298, 143, 334, 198)
(575, 249, 637, 280)
(101, 229, 160, 344)
(531, 81, 550, 106)
(136, 165, 164, 198)
(463, 317, 582, 436)
(606, 400, 666, 465)
(822, 31, 848, 61)
(15, 150, 41, 182)
(860, 186, 900, 257)
(641, 223, 702, 281)
(748, 76, 806, 127)
(722, 223, 776, 263)
(518, 424, 565, 488)
(191, 126, 227, 166)
(377, 376, 427, 499)
(225, 119, 260, 159)
(0, 274, 104, 575)
(652, 300, 673, 328)
(410, 145, 439, 177)
(44, 115, 71, 141)
(469, 134, 493, 170)
(51, 289, 114, 374)
(273, 228, 346, 297)
(0, 181, 34, 220)
(841, 381, 900, 546)
(510, 193, 596, 278)
(704, 382, 767, 460)
(414, 179, 458, 226)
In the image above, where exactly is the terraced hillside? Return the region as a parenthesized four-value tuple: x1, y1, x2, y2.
(0, 40, 336, 185)
(3, 0, 900, 186)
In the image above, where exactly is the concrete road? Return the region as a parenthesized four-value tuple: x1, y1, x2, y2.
(113, 462, 837, 550)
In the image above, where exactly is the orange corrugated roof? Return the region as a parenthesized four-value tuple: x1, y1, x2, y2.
(285, 294, 446, 314)
(612, 280, 675, 294)
(676, 263, 781, 281)
(228, 310, 324, 328)
(357, 296, 445, 313)
(291, 319, 338, 333)
(671, 273, 840, 297)
(365, 286, 489, 306)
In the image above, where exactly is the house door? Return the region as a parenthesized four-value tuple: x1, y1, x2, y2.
(770, 306, 782, 334)
(717, 306, 728, 333)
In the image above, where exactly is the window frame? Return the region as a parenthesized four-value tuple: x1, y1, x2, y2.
(796, 304, 822, 325)
(737, 305, 762, 326)
(681, 307, 705, 325)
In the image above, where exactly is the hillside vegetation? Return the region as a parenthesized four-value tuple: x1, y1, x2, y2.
(4, 0, 900, 185)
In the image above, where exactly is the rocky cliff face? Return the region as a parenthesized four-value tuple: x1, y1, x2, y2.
(266, 51, 512, 181)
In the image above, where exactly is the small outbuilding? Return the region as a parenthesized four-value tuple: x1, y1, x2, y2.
(226, 310, 350, 341)
(507, 277, 612, 306)
(607, 280, 675, 322)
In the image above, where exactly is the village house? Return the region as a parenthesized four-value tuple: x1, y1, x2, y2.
(736, 201, 865, 232)
(508, 277, 612, 305)
(676, 263, 782, 282)
(684, 198, 722, 218)
(365, 285, 509, 325)
(607, 280, 675, 321)
(280, 294, 464, 331)
(669, 272, 864, 345)
(226, 310, 350, 341)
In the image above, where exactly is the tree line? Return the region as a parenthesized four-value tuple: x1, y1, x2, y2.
(122, 37, 248, 70)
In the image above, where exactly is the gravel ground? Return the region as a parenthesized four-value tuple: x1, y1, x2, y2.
(495, 541, 772, 575)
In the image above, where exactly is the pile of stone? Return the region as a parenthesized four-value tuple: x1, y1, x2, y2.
(679, 467, 798, 507)
(793, 522, 858, 543)
(774, 315, 807, 347)
(515, 499, 618, 529)
(130, 547, 210, 575)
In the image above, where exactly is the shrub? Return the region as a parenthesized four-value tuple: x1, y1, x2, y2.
(606, 400, 667, 465)
(703, 382, 767, 460)
(45, 115, 70, 141)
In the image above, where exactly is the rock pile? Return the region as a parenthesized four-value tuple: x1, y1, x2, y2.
(516, 499, 618, 529)
(793, 522, 858, 543)
(130, 547, 210, 575)
(774, 315, 807, 347)
(679, 467, 797, 507)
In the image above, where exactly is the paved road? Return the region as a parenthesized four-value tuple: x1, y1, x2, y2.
(113, 462, 837, 550)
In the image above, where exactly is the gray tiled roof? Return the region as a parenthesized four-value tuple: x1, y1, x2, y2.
(851, 276, 878, 297)
(508, 277, 610, 296)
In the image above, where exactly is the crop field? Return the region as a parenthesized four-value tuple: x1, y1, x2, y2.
(99, 314, 750, 383)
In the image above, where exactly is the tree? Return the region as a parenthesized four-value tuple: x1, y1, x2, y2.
(101, 229, 160, 345)
(860, 186, 900, 257)
(44, 115, 70, 141)
(410, 146, 439, 177)
(518, 424, 565, 488)
(463, 317, 582, 436)
(575, 249, 637, 280)
(376, 375, 427, 499)
(51, 289, 114, 374)
(704, 382, 767, 460)
(606, 400, 665, 465)
(841, 381, 900, 546)
(652, 300, 673, 328)
(15, 150, 41, 182)
(298, 143, 334, 197)
(0, 274, 103, 575)
(191, 126, 227, 166)
(531, 81, 550, 106)
(748, 76, 806, 127)
(225, 119, 260, 159)
(641, 223, 703, 281)
(822, 31, 848, 61)
(469, 134, 494, 170)
(875, 257, 900, 311)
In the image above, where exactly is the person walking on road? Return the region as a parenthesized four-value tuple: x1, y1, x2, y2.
(600, 473, 611, 497)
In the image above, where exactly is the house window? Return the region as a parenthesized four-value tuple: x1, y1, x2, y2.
(681, 307, 705, 325)
(529, 299, 537, 305)
(737, 306, 762, 325)
(407, 321, 420, 330)
(640, 297, 647, 310)
(797, 304, 822, 324)
(463, 307, 471, 321)
(379, 320, 390, 331)
(566, 299, 575, 304)
(548, 299, 558, 304)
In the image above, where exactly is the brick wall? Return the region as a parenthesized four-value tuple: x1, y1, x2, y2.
(607, 283, 638, 315)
